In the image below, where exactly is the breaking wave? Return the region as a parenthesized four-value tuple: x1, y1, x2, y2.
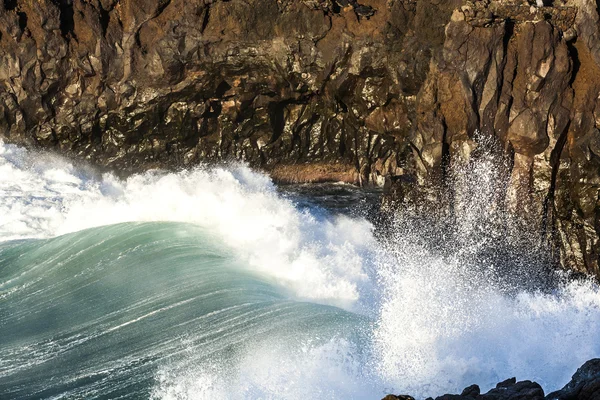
(1, 140, 599, 399)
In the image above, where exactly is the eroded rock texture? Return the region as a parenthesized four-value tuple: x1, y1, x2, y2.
(402, 0, 600, 278)
(0, 0, 459, 183)
(0, 0, 599, 277)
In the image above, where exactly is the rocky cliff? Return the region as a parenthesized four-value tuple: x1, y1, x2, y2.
(0, 0, 599, 278)
(406, 0, 600, 280)
(1, 0, 447, 182)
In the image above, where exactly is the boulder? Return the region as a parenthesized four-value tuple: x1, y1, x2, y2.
(546, 359, 600, 400)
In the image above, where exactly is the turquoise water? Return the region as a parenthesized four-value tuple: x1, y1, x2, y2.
(1, 140, 600, 399)
(0, 223, 370, 398)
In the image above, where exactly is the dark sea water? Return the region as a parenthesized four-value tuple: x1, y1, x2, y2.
(279, 182, 382, 215)
(1, 140, 600, 399)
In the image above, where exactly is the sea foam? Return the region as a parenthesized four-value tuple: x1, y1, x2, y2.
(2, 140, 600, 398)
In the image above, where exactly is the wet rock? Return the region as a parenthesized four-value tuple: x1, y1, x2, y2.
(1, 0, 600, 279)
(1, 0, 445, 186)
(385, 0, 600, 279)
(384, 361, 600, 400)
(546, 358, 600, 400)
(429, 379, 544, 400)
(461, 384, 481, 397)
(484, 380, 545, 400)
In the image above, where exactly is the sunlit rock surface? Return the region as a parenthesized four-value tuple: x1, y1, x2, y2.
(0, 0, 599, 277)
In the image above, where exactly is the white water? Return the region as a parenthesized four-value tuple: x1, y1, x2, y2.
(0, 140, 374, 310)
(2, 139, 600, 398)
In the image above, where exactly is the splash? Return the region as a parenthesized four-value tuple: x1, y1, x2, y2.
(152, 338, 380, 400)
(1, 139, 600, 398)
(0, 140, 375, 311)
(373, 138, 600, 396)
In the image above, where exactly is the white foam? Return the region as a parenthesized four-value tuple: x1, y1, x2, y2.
(374, 236, 600, 397)
(2, 140, 600, 398)
(152, 338, 381, 400)
(0, 140, 374, 310)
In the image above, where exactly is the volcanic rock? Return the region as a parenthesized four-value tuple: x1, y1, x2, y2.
(546, 358, 600, 400)
(1, 0, 600, 278)
(383, 358, 600, 400)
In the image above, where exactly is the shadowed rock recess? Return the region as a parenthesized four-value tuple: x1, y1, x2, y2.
(0, 0, 600, 277)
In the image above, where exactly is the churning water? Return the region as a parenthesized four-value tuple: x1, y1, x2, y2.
(1, 140, 599, 399)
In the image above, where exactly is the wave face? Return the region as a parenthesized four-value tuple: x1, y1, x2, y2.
(1, 140, 600, 399)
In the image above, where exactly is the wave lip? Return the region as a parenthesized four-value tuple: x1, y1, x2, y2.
(1, 141, 600, 399)
(0, 140, 376, 310)
(0, 222, 369, 399)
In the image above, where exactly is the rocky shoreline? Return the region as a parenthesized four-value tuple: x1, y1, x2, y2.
(1, 0, 600, 277)
(384, 358, 600, 400)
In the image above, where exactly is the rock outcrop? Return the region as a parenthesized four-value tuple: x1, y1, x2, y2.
(383, 358, 600, 400)
(547, 358, 600, 400)
(0, 0, 459, 184)
(404, 0, 600, 280)
(1, 0, 600, 278)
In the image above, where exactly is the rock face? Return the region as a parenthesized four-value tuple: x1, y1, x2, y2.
(0, 0, 599, 278)
(547, 359, 600, 400)
(383, 358, 600, 400)
(409, 0, 600, 279)
(0, 0, 459, 184)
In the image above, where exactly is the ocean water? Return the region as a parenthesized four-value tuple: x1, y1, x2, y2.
(1, 140, 599, 399)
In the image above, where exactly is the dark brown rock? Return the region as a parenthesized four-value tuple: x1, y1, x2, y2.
(1, 0, 600, 279)
(387, 0, 600, 279)
(0, 0, 458, 183)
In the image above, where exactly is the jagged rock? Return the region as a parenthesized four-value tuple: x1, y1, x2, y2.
(429, 379, 544, 400)
(0, 0, 456, 184)
(388, 0, 600, 279)
(484, 380, 545, 400)
(386, 381, 544, 400)
(546, 358, 600, 400)
(461, 384, 481, 397)
(0, 0, 600, 279)
(385, 359, 600, 400)
(383, 360, 600, 400)
(381, 395, 416, 400)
